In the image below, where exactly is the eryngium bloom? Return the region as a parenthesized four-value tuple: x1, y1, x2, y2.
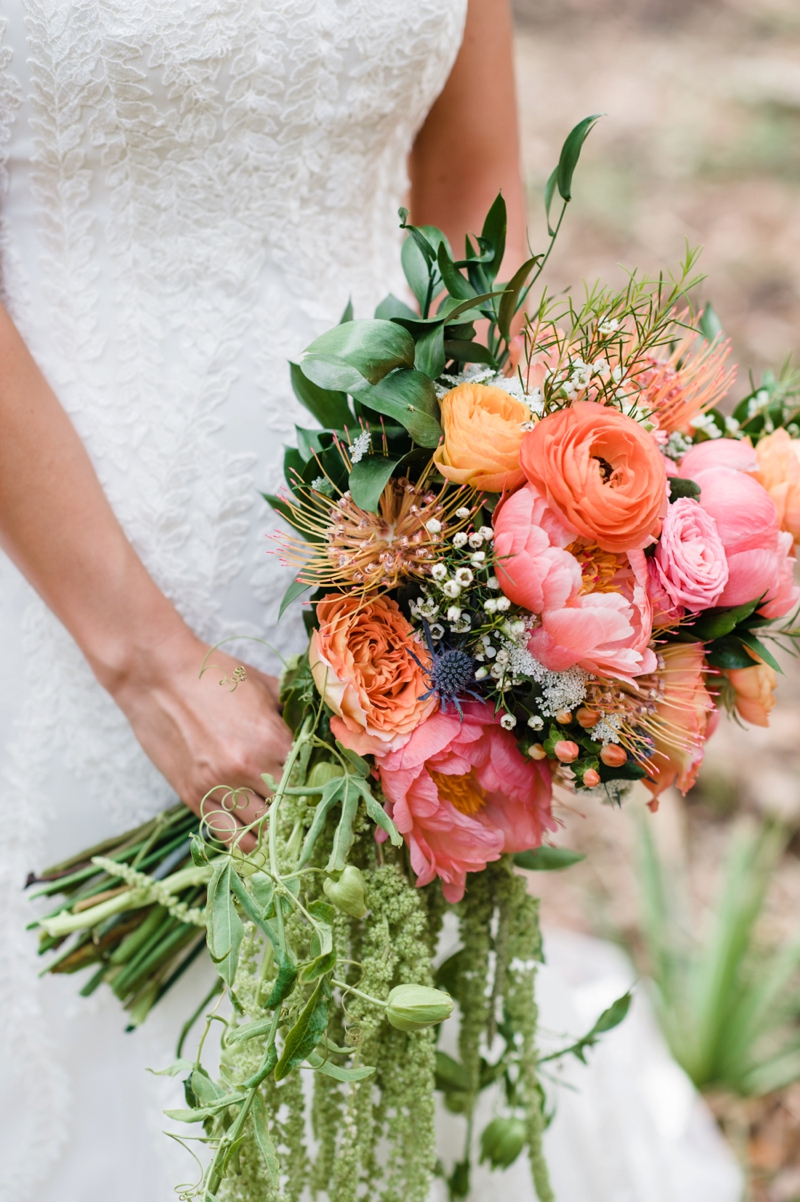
(277, 475, 474, 593)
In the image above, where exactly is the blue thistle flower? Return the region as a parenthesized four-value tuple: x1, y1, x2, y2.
(409, 618, 483, 720)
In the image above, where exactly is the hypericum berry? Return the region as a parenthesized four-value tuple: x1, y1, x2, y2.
(601, 744, 628, 768)
(554, 740, 580, 764)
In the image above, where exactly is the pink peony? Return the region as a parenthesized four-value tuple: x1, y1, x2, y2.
(652, 497, 729, 612)
(688, 463, 799, 616)
(679, 437, 757, 477)
(493, 483, 581, 612)
(377, 701, 554, 903)
(526, 549, 656, 681)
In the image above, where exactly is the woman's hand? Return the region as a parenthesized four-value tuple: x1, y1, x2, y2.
(110, 630, 293, 848)
(0, 305, 291, 845)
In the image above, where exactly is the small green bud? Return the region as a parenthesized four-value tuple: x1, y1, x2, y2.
(323, 865, 367, 918)
(306, 761, 343, 789)
(385, 984, 454, 1032)
(479, 1116, 527, 1169)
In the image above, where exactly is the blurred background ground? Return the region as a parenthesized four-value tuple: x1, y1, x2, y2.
(511, 2, 800, 1198)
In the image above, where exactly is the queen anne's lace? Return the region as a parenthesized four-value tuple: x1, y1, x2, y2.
(0, 4, 467, 1197)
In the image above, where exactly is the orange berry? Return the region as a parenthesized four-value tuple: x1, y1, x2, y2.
(555, 709, 573, 724)
(600, 744, 627, 768)
(583, 768, 601, 788)
(576, 707, 600, 729)
(529, 743, 548, 760)
(554, 740, 580, 764)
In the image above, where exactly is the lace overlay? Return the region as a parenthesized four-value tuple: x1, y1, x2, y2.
(0, 3, 466, 1198)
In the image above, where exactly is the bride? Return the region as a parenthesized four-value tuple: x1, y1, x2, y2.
(0, 3, 527, 1199)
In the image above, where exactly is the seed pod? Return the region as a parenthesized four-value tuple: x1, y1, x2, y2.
(555, 709, 573, 724)
(479, 1116, 527, 1169)
(600, 744, 627, 768)
(576, 707, 600, 728)
(323, 865, 367, 918)
(583, 768, 601, 788)
(307, 761, 343, 788)
(528, 743, 548, 760)
(554, 739, 579, 764)
(385, 984, 454, 1032)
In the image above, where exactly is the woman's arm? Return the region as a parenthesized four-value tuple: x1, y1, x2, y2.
(0, 305, 290, 842)
(409, 0, 527, 274)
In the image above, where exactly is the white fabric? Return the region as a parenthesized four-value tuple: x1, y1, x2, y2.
(0, 5, 466, 1199)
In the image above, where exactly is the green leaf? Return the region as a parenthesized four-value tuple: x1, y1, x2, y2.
(305, 319, 415, 385)
(335, 743, 371, 778)
(352, 370, 441, 447)
(274, 977, 331, 1081)
(443, 339, 496, 366)
(699, 302, 723, 343)
(206, 861, 244, 987)
(339, 297, 353, 324)
(351, 777, 403, 847)
(147, 1058, 195, 1078)
(557, 113, 603, 202)
(308, 899, 337, 926)
(514, 846, 586, 871)
(299, 950, 337, 984)
(306, 1049, 376, 1081)
(327, 779, 360, 873)
(289, 362, 352, 429)
(706, 637, 759, 670)
(413, 323, 446, 381)
(300, 355, 368, 394)
(668, 476, 702, 502)
(278, 578, 310, 621)
(374, 293, 418, 321)
(165, 1093, 244, 1123)
(544, 165, 559, 236)
(349, 454, 403, 513)
(738, 630, 782, 674)
(479, 192, 507, 283)
(251, 1092, 280, 1187)
(591, 990, 633, 1035)
(401, 235, 431, 310)
(498, 255, 539, 341)
(434, 1050, 473, 1092)
(437, 242, 476, 301)
(297, 777, 347, 869)
(263, 952, 298, 1009)
(689, 598, 761, 640)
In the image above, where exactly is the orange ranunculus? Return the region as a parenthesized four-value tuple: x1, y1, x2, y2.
(433, 383, 529, 493)
(721, 656, 778, 727)
(519, 401, 668, 554)
(755, 428, 800, 543)
(643, 641, 715, 802)
(309, 594, 436, 758)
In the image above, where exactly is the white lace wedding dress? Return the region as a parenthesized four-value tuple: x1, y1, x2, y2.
(0, 6, 744, 1202)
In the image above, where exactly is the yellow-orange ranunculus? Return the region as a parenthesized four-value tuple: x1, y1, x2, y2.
(721, 656, 778, 727)
(754, 428, 800, 543)
(309, 594, 436, 757)
(520, 401, 668, 554)
(433, 383, 529, 493)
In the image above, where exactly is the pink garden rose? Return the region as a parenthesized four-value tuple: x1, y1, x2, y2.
(651, 497, 729, 612)
(493, 482, 580, 612)
(679, 441, 799, 616)
(377, 701, 554, 903)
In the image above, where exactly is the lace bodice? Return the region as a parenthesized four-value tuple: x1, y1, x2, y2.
(0, 5, 466, 1198)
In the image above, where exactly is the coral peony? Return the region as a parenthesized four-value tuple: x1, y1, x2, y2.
(526, 547, 656, 681)
(433, 382, 530, 493)
(721, 655, 778, 727)
(492, 482, 581, 612)
(652, 497, 729, 612)
(643, 642, 715, 800)
(754, 428, 800, 543)
(520, 401, 668, 553)
(679, 437, 757, 477)
(377, 701, 554, 903)
(309, 594, 436, 757)
(688, 462, 799, 616)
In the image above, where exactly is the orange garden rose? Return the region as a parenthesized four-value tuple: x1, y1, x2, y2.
(754, 428, 800, 543)
(520, 401, 668, 553)
(433, 383, 529, 493)
(721, 655, 778, 727)
(309, 594, 436, 757)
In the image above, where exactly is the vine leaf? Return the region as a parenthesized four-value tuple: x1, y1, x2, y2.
(306, 1049, 376, 1082)
(251, 1092, 280, 1187)
(206, 861, 244, 987)
(274, 977, 332, 1081)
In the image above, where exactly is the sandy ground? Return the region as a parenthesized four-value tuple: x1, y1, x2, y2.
(512, 3, 800, 1196)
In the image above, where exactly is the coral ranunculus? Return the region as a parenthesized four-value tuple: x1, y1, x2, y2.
(432, 382, 530, 493)
(643, 642, 716, 800)
(309, 594, 436, 758)
(519, 401, 668, 553)
(722, 655, 778, 727)
(377, 701, 554, 903)
(755, 428, 800, 544)
(652, 497, 729, 612)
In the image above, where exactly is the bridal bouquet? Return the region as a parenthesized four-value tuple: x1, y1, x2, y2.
(29, 118, 800, 1202)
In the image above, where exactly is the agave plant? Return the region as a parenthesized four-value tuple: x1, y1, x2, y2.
(633, 812, 800, 1097)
